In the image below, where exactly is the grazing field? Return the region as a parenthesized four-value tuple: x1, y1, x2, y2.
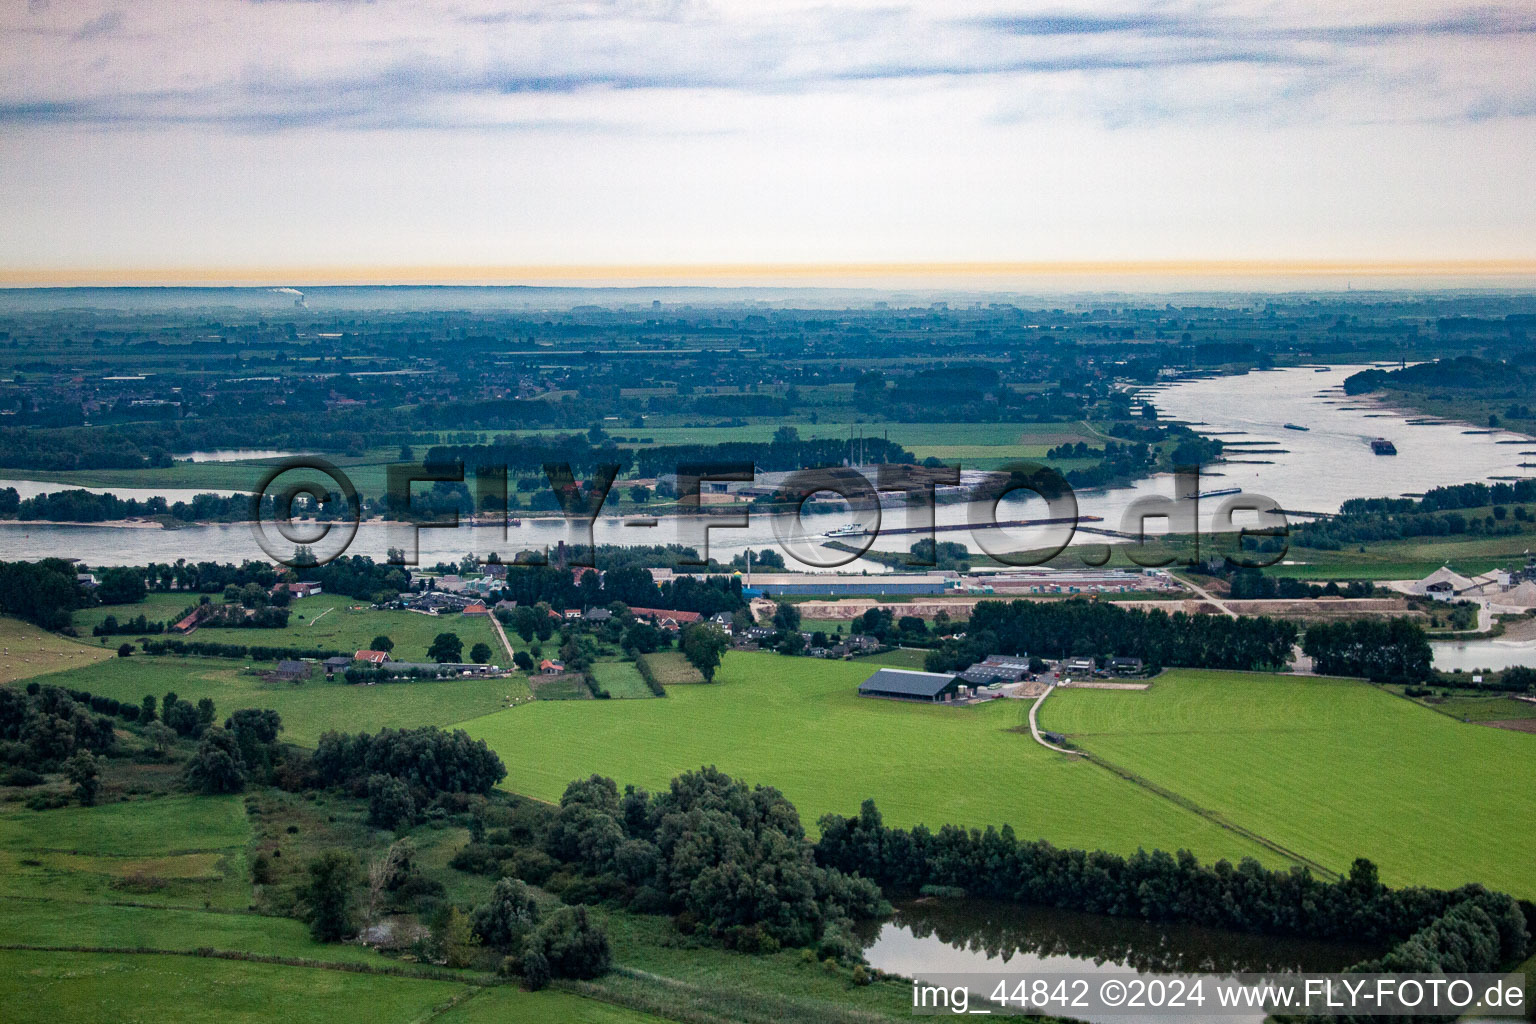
(636, 650, 704, 685)
(19, 657, 524, 747)
(456, 652, 1277, 866)
(1041, 672, 1536, 898)
(0, 616, 113, 685)
(72, 595, 506, 665)
(0, 951, 471, 1024)
(590, 661, 659, 699)
(438, 985, 675, 1024)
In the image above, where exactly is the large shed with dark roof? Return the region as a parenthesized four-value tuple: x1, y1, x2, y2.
(857, 667, 960, 703)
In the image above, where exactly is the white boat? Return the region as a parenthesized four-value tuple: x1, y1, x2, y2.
(823, 522, 866, 538)
(1198, 487, 1241, 499)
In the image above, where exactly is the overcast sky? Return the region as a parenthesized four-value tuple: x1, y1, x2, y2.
(2, 0, 1535, 286)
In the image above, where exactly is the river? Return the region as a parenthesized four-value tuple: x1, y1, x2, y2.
(860, 898, 1380, 1024)
(2, 365, 1530, 567)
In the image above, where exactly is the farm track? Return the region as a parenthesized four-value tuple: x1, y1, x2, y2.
(1071, 749, 1339, 879)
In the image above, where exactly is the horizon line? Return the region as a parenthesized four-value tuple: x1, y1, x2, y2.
(4, 259, 1536, 288)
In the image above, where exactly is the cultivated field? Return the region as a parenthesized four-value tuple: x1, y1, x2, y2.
(24, 656, 526, 746)
(636, 651, 704, 685)
(589, 660, 658, 699)
(457, 652, 1277, 865)
(0, 616, 113, 685)
(1041, 672, 1536, 898)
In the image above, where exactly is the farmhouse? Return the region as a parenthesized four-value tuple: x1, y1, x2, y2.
(322, 656, 352, 675)
(1063, 657, 1096, 675)
(461, 602, 488, 616)
(1109, 656, 1145, 676)
(857, 667, 960, 703)
(539, 659, 566, 676)
(274, 581, 322, 599)
(355, 649, 392, 665)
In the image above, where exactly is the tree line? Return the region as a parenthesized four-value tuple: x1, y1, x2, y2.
(923, 598, 1298, 674)
(815, 800, 1527, 985)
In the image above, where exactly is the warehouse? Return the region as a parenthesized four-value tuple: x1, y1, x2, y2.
(857, 667, 961, 703)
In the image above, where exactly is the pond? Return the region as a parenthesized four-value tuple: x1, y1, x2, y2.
(860, 899, 1382, 1024)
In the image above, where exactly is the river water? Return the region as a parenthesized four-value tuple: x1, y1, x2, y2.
(2, 365, 1531, 567)
(860, 899, 1380, 1024)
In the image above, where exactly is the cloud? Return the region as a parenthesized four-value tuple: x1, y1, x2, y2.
(2, 0, 1533, 133)
(70, 9, 121, 40)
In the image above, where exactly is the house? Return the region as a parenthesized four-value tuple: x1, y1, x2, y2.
(483, 563, 508, 579)
(462, 603, 488, 616)
(1108, 656, 1145, 676)
(843, 633, 880, 651)
(274, 581, 322, 599)
(272, 660, 309, 681)
(709, 612, 735, 632)
(76, 573, 99, 590)
(858, 668, 961, 703)
(1063, 657, 1096, 675)
(355, 649, 392, 665)
(583, 608, 613, 622)
(629, 604, 703, 629)
(539, 659, 566, 675)
(322, 656, 352, 675)
(171, 604, 212, 635)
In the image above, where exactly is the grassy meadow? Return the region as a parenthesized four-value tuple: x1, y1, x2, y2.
(1041, 671, 1536, 898)
(26, 656, 526, 746)
(0, 616, 114, 685)
(457, 652, 1278, 866)
(72, 594, 506, 666)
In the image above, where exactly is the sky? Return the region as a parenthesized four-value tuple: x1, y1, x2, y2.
(2, 0, 1535, 287)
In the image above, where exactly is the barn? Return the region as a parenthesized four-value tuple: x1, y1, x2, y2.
(857, 667, 960, 703)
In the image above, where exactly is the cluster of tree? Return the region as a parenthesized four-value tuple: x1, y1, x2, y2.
(849, 606, 946, 646)
(632, 436, 914, 479)
(492, 564, 744, 618)
(1344, 356, 1533, 397)
(92, 613, 167, 636)
(1052, 441, 1157, 489)
(455, 768, 885, 956)
(311, 726, 507, 816)
(197, 604, 292, 629)
(1223, 569, 1378, 601)
(0, 488, 256, 524)
(0, 684, 118, 784)
(815, 801, 1527, 967)
(0, 559, 86, 630)
(139, 638, 353, 662)
(468, 878, 614, 985)
(1302, 619, 1433, 684)
(923, 599, 1298, 674)
(184, 709, 285, 795)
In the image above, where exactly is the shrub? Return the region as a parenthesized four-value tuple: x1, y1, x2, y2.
(526, 905, 612, 980)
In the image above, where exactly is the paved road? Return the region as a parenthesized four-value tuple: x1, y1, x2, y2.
(1027, 682, 1081, 756)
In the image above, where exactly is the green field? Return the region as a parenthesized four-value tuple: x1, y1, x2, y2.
(25, 656, 525, 747)
(0, 616, 114, 685)
(636, 651, 704, 685)
(1040, 672, 1536, 898)
(0, 951, 471, 1024)
(589, 661, 659, 699)
(457, 652, 1277, 865)
(72, 594, 506, 666)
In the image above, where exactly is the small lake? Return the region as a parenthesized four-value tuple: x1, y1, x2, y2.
(860, 899, 1381, 1024)
(1433, 638, 1536, 673)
